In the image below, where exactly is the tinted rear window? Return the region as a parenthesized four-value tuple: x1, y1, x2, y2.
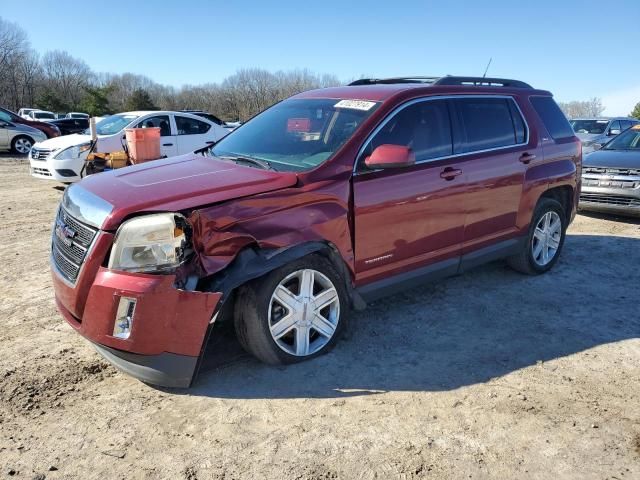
(454, 98, 523, 153)
(530, 96, 574, 140)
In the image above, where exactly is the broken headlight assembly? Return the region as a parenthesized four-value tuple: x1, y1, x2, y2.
(108, 213, 190, 273)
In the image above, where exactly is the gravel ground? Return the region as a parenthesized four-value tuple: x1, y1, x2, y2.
(0, 154, 638, 480)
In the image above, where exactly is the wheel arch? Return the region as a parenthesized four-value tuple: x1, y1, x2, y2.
(540, 184, 574, 223)
(11, 134, 35, 152)
(198, 241, 365, 315)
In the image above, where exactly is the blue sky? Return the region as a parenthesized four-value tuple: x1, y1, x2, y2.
(2, 0, 639, 114)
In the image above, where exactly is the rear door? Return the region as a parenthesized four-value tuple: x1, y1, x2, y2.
(353, 98, 466, 286)
(174, 115, 216, 153)
(450, 96, 535, 256)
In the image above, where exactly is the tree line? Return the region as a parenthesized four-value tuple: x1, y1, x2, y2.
(2, 16, 638, 122)
(0, 17, 339, 121)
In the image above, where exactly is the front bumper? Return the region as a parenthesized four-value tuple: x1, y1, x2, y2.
(29, 154, 83, 182)
(53, 266, 222, 387)
(579, 184, 640, 217)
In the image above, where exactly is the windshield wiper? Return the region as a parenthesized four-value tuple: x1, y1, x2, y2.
(219, 155, 275, 171)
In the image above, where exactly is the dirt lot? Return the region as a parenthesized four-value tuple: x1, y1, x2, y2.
(0, 155, 638, 480)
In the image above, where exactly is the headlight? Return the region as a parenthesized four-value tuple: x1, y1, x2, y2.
(108, 213, 189, 273)
(54, 142, 92, 160)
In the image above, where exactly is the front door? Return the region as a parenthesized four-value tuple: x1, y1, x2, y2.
(353, 98, 467, 287)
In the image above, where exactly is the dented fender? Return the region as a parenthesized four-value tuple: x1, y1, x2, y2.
(188, 177, 355, 281)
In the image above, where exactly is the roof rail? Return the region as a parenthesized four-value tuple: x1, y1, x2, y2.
(348, 77, 439, 86)
(433, 76, 532, 88)
(348, 76, 533, 89)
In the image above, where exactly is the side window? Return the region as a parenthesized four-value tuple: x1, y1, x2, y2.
(175, 116, 211, 135)
(365, 99, 452, 164)
(136, 115, 171, 136)
(454, 98, 519, 153)
(0, 110, 12, 122)
(530, 96, 574, 140)
(620, 120, 632, 131)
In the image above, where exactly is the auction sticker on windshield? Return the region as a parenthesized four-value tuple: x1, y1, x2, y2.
(334, 100, 377, 111)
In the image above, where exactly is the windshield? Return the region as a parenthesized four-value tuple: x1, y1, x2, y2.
(34, 112, 55, 120)
(603, 126, 640, 150)
(87, 114, 138, 135)
(570, 119, 609, 135)
(210, 98, 380, 172)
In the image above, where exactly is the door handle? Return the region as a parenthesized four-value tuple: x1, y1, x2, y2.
(162, 143, 174, 147)
(519, 153, 536, 164)
(440, 167, 463, 181)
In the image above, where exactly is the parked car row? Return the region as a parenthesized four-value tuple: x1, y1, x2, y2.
(17, 108, 89, 121)
(571, 116, 640, 154)
(28, 110, 229, 181)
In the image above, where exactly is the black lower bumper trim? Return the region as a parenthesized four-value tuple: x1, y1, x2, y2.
(92, 343, 198, 388)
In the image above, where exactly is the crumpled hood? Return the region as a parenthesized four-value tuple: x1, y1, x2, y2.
(77, 152, 298, 230)
(583, 149, 640, 169)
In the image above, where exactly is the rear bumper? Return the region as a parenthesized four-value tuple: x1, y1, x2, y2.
(53, 266, 222, 387)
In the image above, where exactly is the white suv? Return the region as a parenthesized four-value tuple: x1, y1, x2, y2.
(29, 111, 230, 183)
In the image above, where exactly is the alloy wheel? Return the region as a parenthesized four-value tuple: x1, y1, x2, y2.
(14, 138, 32, 154)
(268, 268, 340, 356)
(532, 211, 562, 266)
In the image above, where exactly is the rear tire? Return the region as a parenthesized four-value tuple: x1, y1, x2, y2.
(234, 254, 349, 365)
(11, 135, 33, 155)
(507, 198, 566, 275)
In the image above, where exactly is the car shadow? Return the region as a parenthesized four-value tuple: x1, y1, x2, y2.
(578, 210, 640, 225)
(186, 233, 639, 399)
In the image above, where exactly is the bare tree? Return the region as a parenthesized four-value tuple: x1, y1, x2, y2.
(558, 97, 605, 118)
(40, 50, 92, 110)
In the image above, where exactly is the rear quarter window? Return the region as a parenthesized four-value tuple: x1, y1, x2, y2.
(530, 96, 574, 140)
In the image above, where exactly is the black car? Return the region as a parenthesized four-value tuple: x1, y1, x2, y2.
(49, 117, 89, 135)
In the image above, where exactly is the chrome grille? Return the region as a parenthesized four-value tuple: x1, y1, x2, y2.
(583, 167, 640, 176)
(580, 193, 640, 207)
(51, 207, 98, 283)
(31, 148, 53, 160)
(582, 167, 640, 189)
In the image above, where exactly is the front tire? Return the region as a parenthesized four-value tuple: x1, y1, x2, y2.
(234, 254, 349, 365)
(11, 135, 34, 155)
(507, 198, 567, 275)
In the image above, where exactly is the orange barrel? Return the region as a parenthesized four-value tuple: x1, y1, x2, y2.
(125, 127, 161, 164)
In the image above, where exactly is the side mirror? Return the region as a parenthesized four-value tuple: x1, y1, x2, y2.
(365, 144, 415, 169)
(0, 121, 10, 128)
(608, 129, 621, 136)
(592, 143, 602, 151)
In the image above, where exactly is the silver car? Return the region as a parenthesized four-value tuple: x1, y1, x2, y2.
(571, 117, 639, 154)
(0, 119, 47, 154)
(580, 125, 640, 217)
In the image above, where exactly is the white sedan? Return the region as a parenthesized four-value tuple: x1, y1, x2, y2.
(29, 110, 230, 183)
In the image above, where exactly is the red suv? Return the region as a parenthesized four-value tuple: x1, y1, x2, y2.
(51, 76, 581, 387)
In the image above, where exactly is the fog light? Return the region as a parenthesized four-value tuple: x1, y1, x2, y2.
(113, 296, 136, 339)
